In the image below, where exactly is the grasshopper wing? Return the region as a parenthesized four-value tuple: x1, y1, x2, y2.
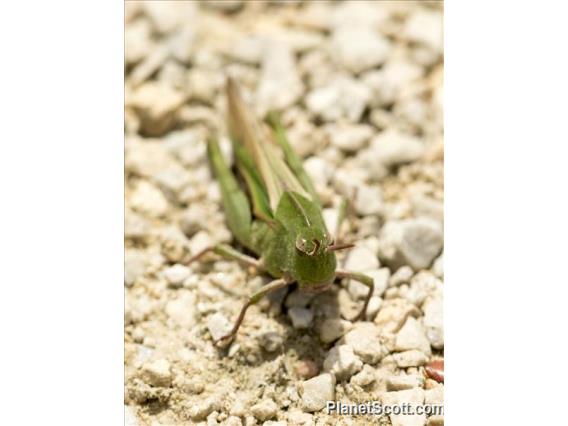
(226, 78, 313, 217)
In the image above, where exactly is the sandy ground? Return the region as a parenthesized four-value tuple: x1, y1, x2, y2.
(124, 1, 443, 425)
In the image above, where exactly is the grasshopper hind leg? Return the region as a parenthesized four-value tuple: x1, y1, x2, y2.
(207, 137, 255, 251)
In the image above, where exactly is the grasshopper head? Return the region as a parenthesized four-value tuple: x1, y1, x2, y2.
(293, 229, 336, 293)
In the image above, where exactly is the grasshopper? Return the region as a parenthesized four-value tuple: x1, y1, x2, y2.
(189, 78, 374, 343)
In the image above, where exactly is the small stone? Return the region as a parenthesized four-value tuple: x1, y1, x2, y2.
(225, 35, 265, 65)
(303, 156, 333, 188)
(288, 307, 314, 329)
(225, 416, 243, 426)
(179, 204, 210, 237)
(354, 185, 384, 216)
(423, 296, 444, 349)
(404, 271, 443, 307)
(189, 230, 213, 257)
(127, 82, 185, 136)
(207, 312, 233, 342)
(125, 405, 140, 426)
(142, 1, 196, 34)
(387, 373, 425, 391)
(139, 359, 172, 387)
(259, 332, 285, 352)
(306, 76, 371, 122)
(331, 27, 390, 74)
(395, 317, 432, 356)
(287, 409, 314, 425)
(188, 396, 222, 421)
(251, 398, 278, 421)
(323, 345, 363, 380)
(369, 129, 425, 167)
(318, 318, 352, 343)
(326, 123, 374, 152)
(256, 41, 303, 113)
(340, 322, 384, 364)
(432, 254, 443, 279)
(295, 359, 319, 380)
(350, 364, 376, 387)
(263, 422, 286, 426)
(404, 10, 444, 54)
(382, 388, 426, 426)
(374, 298, 420, 336)
(130, 181, 169, 218)
(165, 291, 196, 328)
(330, 1, 389, 29)
(125, 19, 154, 65)
(378, 218, 443, 270)
(393, 350, 429, 368)
(412, 196, 444, 224)
(344, 246, 379, 273)
(285, 288, 315, 308)
(390, 266, 414, 287)
(299, 373, 336, 412)
(125, 250, 147, 287)
(348, 267, 390, 300)
(365, 296, 383, 321)
(425, 385, 444, 405)
(163, 264, 191, 288)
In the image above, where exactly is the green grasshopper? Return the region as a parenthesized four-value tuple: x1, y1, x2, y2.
(189, 78, 374, 343)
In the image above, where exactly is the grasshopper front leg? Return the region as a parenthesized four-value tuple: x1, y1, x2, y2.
(187, 243, 263, 271)
(336, 269, 374, 321)
(216, 277, 293, 343)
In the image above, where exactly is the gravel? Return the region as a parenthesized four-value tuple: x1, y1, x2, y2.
(139, 359, 172, 387)
(395, 316, 432, 356)
(318, 318, 352, 344)
(379, 218, 444, 270)
(299, 373, 336, 412)
(323, 344, 363, 380)
(288, 307, 314, 329)
(251, 398, 278, 421)
(124, 2, 443, 424)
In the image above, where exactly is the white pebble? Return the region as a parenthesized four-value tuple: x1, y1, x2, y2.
(344, 246, 379, 273)
(350, 364, 376, 387)
(331, 26, 390, 74)
(323, 345, 363, 380)
(139, 359, 172, 387)
(326, 123, 374, 152)
(423, 296, 444, 349)
(369, 129, 425, 167)
(387, 373, 425, 391)
(207, 312, 233, 342)
(163, 264, 191, 287)
(379, 218, 443, 271)
(395, 317, 432, 356)
(393, 350, 429, 368)
(288, 307, 314, 329)
(382, 388, 425, 426)
(318, 318, 352, 343)
(251, 398, 278, 421)
(354, 185, 384, 216)
(340, 322, 384, 364)
(165, 291, 196, 328)
(130, 181, 169, 218)
(300, 373, 336, 412)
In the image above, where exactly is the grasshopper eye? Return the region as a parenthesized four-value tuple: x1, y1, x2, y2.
(295, 237, 317, 256)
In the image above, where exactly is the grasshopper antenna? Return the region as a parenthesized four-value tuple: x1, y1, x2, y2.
(327, 242, 355, 251)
